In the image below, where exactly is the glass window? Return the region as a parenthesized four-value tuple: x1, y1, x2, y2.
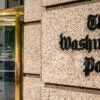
(0, 26, 15, 100)
(6, 0, 24, 8)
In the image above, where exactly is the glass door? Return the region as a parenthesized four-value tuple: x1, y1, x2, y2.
(0, 6, 24, 100)
(0, 26, 15, 100)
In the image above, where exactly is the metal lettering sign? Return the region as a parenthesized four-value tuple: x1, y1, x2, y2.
(59, 14, 100, 77)
(87, 14, 100, 30)
(59, 34, 100, 52)
(84, 57, 100, 76)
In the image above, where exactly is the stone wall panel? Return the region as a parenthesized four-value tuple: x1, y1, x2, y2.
(42, 88, 100, 100)
(42, 3, 100, 88)
(24, 23, 41, 74)
(24, 0, 42, 22)
(23, 77, 42, 100)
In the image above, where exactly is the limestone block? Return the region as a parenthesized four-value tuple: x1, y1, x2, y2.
(24, 0, 42, 22)
(42, 0, 78, 6)
(42, 88, 100, 100)
(42, 3, 100, 88)
(23, 77, 42, 100)
(24, 23, 41, 74)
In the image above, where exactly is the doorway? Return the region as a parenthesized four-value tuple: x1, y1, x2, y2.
(0, 6, 24, 100)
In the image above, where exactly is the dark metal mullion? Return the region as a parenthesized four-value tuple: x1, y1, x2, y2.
(6, 0, 9, 8)
(19, 0, 24, 5)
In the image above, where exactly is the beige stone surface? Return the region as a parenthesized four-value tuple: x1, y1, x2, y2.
(42, 0, 78, 6)
(42, 3, 100, 88)
(23, 76, 42, 100)
(42, 88, 100, 100)
(24, 0, 42, 22)
(24, 23, 41, 74)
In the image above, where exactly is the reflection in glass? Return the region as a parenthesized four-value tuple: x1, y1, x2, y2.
(0, 26, 15, 100)
(7, 0, 24, 8)
(0, 61, 15, 70)
(0, 72, 15, 100)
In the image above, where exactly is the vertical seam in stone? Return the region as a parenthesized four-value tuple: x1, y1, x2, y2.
(40, 21, 42, 100)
